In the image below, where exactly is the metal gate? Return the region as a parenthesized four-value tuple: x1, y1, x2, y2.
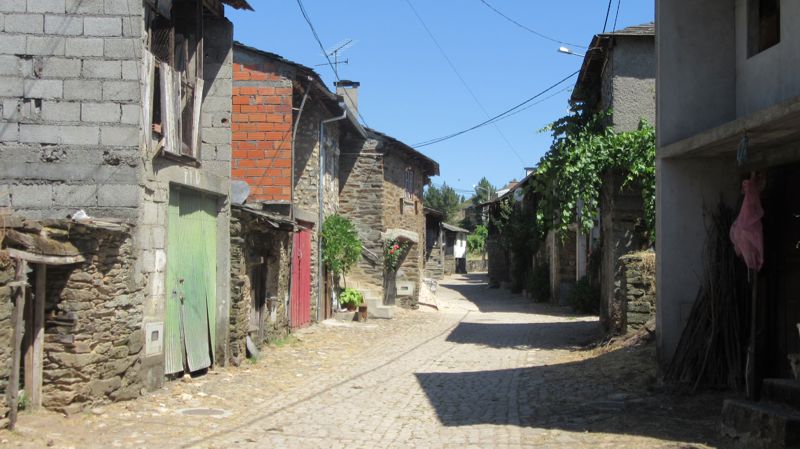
(291, 228, 311, 329)
(165, 187, 218, 375)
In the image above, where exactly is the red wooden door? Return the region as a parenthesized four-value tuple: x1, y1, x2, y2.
(291, 229, 312, 329)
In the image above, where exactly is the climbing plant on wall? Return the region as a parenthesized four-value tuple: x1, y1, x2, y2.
(532, 109, 656, 242)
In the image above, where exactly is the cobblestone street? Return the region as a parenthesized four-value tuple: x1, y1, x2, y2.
(2, 274, 726, 448)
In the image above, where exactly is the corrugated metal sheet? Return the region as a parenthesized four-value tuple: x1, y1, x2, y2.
(164, 188, 217, 374)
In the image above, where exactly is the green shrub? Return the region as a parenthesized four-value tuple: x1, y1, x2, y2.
(527, 262, 550, 302)
(339, 288, 363, 308)
(569, 276, 600, 314)
(321, 214, 361, 283)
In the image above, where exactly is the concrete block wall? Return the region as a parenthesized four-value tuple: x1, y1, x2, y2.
(231, 50, 293, 203)
(0, 0, 143, 221)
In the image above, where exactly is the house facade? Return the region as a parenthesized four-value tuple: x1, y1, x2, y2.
(230, 44, 366, 329)
(657, 0, 800, 368)
(0, 0, 250, 416)
(572, 23, 655, 332)
(339, 105, 439, 313)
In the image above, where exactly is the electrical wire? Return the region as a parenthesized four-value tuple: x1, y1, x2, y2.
(478, 0, 587, 49)
(601, 0, 614, 33)
(294, 0, 370, 128)
(404, 0, 526, 164)
(611, 0, 622, 35)
(412, 70, 579, 148)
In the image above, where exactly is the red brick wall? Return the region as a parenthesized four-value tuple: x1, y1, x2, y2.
(231, 62, 293, 202)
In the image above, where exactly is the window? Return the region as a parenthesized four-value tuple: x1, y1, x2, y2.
(748, 0, 780, 57)
(404, 168, 414, 199)
(147, 0, 204, 158)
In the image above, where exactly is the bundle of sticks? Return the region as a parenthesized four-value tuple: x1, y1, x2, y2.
(665, 201, 750, 391)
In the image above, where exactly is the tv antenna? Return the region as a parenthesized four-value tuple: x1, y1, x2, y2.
(315, 39, 356, 78)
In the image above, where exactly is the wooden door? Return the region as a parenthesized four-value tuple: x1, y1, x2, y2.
(291, 229, 311, 329)
(764, 164, 800, 378)
(165, 187, 217, 375)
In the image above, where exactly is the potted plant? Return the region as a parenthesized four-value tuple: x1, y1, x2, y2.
(339, 288, 363, 311)
(321, 214, 362, 309)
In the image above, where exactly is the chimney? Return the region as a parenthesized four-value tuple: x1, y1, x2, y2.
(335, 80, 360, 115)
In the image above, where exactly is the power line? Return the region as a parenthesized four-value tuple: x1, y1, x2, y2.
(404, 0, 526, 165)
(601, 0, 614, 33)
(294, 0, 370, 128)
(412, 70, 579, 148)
(478, 0, 587, 49)
(611, 0, 622, 35)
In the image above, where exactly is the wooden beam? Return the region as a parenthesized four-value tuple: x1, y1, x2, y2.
(5, 248, 85, 265)
(31, 265, 45, 409)
(7, 260, 27, 430)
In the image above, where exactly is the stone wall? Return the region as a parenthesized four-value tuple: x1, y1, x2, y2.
(338, 138, 385, 293)
(0, 251, 14, 426)
(467, 259, 487, 273)
(600, 170, 649, 331)
(487, 238, 508, 288)
(0, 218, 143, 417)
(381, 149, 426, 309)
(229, 208, 291, 365)
(294, 96, 341, 320)
(613, 251, 656, 334)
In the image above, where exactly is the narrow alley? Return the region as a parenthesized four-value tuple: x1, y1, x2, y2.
(3, 274, 725, 448)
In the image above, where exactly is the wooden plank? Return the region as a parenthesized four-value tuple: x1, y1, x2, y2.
(160, 62, 177, 155)
(141, 50, 155, 152)
(5, 248, 85, 265)
(191, 78, 204, 158)
(7, 260, 27, 430)
(31, 264, 45, 409)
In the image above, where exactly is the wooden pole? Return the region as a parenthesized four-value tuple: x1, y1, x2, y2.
(746, 271, 758, 400)
(31, 264, 45, 409)
(7, 259, 27, 430)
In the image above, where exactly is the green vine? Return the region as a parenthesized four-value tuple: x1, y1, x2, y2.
(532, 110, 656, 242)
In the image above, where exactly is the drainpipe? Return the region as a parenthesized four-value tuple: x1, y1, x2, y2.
(317, 104, 348, 322)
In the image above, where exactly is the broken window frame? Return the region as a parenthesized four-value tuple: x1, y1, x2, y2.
(145, 0, 205, 160)
(404, 167, 415, 199)
(747, 0, 780, 57)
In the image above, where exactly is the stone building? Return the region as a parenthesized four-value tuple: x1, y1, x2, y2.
(228, 205, 294, 365)
(0, 0, 251, 418)
(423, 207, 444, 280)
(339, 118, 439, 312)
(442, 222, 468, 275)
(230, 44, 365, 325)
(570, 22, 655, 331)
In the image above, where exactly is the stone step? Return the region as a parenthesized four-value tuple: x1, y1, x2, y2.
(763, 379, 800, 409)
(334, 311, 358, 322)
(365, 295, 394, 319)
(721, 398, 800, 448)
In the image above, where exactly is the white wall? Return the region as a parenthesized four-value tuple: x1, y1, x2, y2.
(454, 233, 467, 258)
(655, 157, 740, 363)
(656, 0, 737, 147)
(735, 0, 800, 117)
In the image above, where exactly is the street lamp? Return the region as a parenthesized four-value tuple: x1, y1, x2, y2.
(558, 46, 585, 58)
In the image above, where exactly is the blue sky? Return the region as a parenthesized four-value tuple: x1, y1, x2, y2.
(228, 1, 654, 196)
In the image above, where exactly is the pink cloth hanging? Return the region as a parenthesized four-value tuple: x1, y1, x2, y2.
(730, 173, 765, 271)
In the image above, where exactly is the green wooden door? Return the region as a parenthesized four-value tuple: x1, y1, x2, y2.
(165, 187, 218, 375)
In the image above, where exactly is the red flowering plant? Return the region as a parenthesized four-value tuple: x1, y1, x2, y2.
(384, 239, 409, 272)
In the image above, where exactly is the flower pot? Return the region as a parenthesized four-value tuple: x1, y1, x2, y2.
(358, 304, 368, 322)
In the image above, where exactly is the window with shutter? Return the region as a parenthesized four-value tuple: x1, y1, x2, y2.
(146, 0, 204, 160)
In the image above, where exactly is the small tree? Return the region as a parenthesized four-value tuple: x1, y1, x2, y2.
(321, 214, 361, 288)
(466, 224, 488, 255)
